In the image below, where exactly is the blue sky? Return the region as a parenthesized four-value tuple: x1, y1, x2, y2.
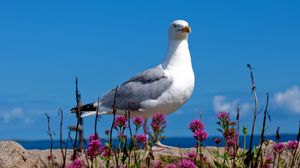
(0, 0, 300, 140)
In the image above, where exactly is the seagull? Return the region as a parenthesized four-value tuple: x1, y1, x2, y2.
(72, 20, 195, 147)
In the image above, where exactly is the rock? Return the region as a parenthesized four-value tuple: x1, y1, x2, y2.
(0, 141, 40, 168)
(1, 140, 299, 167)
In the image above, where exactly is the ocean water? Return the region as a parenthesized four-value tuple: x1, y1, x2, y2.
(16, 134, 297, 150)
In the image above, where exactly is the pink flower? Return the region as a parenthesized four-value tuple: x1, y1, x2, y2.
(87, 134, 102, 158)
(286, 140, 298, 150)
(178, 159, 196, 168)
(101, 144, 111, 158)
(273, 142, 285, 154)
(105, 129, 110, 135)
(133, 116, 144, 128)
(151, 113, 166, 132)
(114, 115, 127, 128)
(265, 156, 273, 168)
(89, 134, 97, 141)
(153, 113, 166, 122)
(136, 134, 147, 144)
(213, 137, 221, 145)
(187, 151, 197, 160)
(193, 129, 208, 142)
(67, 158, 83, 168)
(165, 163, 176, 168)
(223, 128, 238, 147)
(217, 112, 229, 121)
(266, 155, 273, 163)
(226, 138, 236, 147)
(153, 160, 162, 168)
(265, 164, 272, 168)
(223, 128, 236, 139)
(189, 119, 204, 132)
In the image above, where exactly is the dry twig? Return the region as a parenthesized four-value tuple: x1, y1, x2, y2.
(45, 113, 54, 166)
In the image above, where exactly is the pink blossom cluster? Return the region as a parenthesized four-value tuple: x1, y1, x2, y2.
(101, 144, 111, 158)
(105, 129, 110, 135)
(217, 111, 229, 121)
(273, 142, 285, 154)
(188, 119, 204, 132)
(193, 128, 208, 141)
(213, 137, 221, 145)
(189, 119, 208, 142)
(114, 115, 127, 129)
(178, 159, 196, 168)
(272, 140, 298, 155)
(153, 160, 163, 168)
(151, 113, 166, 133)
(133, 116, 144, 128)
(286, 140, 298, 150)
(164, 163, 177, 168)
(66, 158, 83, 168)
(223, 128, 238, 147)
(265, 155, 273, 168)
(136, 134, 147, 144)
(87, 134, 102, 158)
(216, 112, 238, 148)
(187, 151, 197, 160)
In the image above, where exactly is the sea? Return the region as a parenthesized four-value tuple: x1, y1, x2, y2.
(16, 134, 298, 150)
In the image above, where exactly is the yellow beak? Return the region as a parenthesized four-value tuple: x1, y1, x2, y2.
(181, 26, 191, 33)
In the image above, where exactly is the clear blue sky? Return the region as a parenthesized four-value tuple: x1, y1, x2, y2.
(0, 0, 300, 140)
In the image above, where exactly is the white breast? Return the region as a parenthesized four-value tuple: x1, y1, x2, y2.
(140, 65, 195, 117)
(139, 37, 195, 118)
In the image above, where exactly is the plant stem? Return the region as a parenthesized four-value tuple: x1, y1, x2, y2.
(127, 109, 134, 165)
(237, 106, 240, 148)
(73, 77, 82, 160)
(45, 113, 54, 166)
(109, 86, 118, 146)
(255, 93, 269, 168)
(244, 134, 246, 150)
(246, 64, 259, 167)
(199, 141, 202, 163)
(290, 121, 300, 166)
(58, 109, 67, 168)
(273, 154, 276, 168)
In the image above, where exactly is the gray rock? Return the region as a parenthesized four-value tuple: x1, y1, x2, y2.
(0, 141, 83, 168)
(0, 141, 40, 168)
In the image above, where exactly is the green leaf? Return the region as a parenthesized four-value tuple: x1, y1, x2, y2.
(214, 160, 228, 168)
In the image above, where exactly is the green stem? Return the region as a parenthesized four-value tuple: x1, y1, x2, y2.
(244, 134, 246, 150)
(277, 153, 281, 168)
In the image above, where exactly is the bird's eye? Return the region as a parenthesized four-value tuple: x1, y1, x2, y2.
(173, 24, 178, 28)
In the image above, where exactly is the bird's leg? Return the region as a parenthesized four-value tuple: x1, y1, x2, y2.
(155, 140, 171, 148)
(143, 119, 150, 149)
(143, 119, 148, 135)
(143, 118, 173, 150)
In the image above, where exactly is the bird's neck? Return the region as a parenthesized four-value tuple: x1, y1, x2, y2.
(162, 39, 192, 70)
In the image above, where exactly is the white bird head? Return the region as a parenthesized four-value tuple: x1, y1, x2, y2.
(168, 20, 191, 41)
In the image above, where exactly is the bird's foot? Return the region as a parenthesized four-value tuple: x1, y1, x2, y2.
(152, 141, 176, 151)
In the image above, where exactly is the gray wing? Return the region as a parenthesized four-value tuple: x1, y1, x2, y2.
(100, 65, 172, 111)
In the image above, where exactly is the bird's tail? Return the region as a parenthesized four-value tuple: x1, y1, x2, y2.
(70, 102, 110, 117)
(81, 111, 109, 117)
(70, 103, 96, 113)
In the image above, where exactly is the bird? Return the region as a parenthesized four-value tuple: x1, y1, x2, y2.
(71, 20, 195, 147)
